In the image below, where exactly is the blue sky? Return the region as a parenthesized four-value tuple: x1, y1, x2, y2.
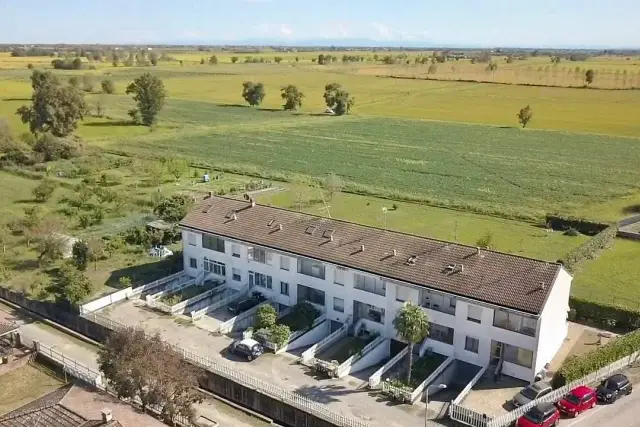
(1, 0, 639, 47)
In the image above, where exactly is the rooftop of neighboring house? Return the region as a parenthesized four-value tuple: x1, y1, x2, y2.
(180, 196, 568, 315)
(0, 383, 165, 427)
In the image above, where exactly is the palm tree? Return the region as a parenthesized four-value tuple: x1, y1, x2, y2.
(393, 302, 429, 384)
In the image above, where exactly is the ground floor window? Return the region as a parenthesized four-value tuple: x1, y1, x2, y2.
(297, 284, 325, 306)
(280, 281, 289, 296)
(189, 257, 197, 269)
(232, 268, 241, 282)
(465, 336, 479, 353)
(333, 297, 345, 313)
(249, 271, 272, 289)
(353, 300, 385, 324)
(204, 258, 226, 276)
(503, 343, 533, 368)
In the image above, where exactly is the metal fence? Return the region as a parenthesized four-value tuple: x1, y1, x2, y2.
(449, 350, 640, 427)
(88, 312, 371, 427)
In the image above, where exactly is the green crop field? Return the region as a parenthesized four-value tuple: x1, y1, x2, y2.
(2, 49, 640, 313)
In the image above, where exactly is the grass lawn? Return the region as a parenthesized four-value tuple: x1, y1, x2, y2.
(258, 189, 587, 262)
(0, 364, 64, 415)
(388, 352, 447, 389)
(571, 239, 640, 310)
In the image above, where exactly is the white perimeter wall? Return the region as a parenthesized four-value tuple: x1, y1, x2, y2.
(534, 267, 572, 375)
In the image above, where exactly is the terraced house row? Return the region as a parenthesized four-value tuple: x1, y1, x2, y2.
(179, 195, 572, 382)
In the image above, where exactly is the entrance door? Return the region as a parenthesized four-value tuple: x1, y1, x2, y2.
(490, 340, 503, 364)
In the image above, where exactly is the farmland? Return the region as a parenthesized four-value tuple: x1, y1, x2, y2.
(1, 48, 640, 312)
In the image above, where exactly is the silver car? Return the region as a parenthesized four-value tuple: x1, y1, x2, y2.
(512, 381, 552, 407)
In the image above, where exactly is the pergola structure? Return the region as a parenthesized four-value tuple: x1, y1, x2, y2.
(0, 322, 19, 359)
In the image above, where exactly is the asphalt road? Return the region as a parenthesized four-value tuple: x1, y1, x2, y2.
(558, 390, 640, 427)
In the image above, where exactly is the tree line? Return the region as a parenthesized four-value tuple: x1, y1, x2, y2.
(241, 81, 355, 114)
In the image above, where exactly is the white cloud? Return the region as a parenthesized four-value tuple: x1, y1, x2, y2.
(280, 24, 293, 37)
(338, 23, 349, 38)
(372, 22, 390, 39)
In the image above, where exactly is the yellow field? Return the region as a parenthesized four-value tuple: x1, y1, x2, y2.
(2, 58, 640, 137)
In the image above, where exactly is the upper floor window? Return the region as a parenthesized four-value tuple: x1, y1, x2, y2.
(280, 256, 290, 271)
(467, 304, 482, 324)
(493, 310, 537, 337)
(396, 284, 411, 303)
(354, 273, 386, 296)
(429, 322, 454, 345)
(248, 247, 270, 264)
(187, 233, 197, 246)
(204, 258, 226, 276)
(203, 234, 225, 253)
(298, 258, 325, 280)
(334, 266, 346, 285)
(249, 271, 272, 289)
(232, 244, 241, 258)
(421, 290, 456, 315)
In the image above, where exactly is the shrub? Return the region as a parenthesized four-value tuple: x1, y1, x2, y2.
(476, 231, 494, 249)
(78, 214, 91, 229)
(32, 180, 56, 202)
(268, 324, 291, 347)
(563, 227, 580, 236)
(283, 301, 319, 331)
(552, 328, 640, 389)
(99, 171, 124, 186)
(570, 296, 640, 330)
(255, 304, 277, 330)
(560, 226, 617, 272)
(118, 276, 132, 287)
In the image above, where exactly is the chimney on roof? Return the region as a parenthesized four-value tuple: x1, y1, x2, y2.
(392, 249, 397, 256)
(250, 198, 256, 207)
(207, 191, 213, 199)
(101, 408, 113, 423)
(539, 282, 546, 290)
(360, 244, 365, 252)
(231, 212, 237, 221)
(278, 224, 283, 231)
(476, 247, 481, 255)
(329, 235, 334, 242)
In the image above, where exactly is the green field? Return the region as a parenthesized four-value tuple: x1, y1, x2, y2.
(2, 49, 640, 313)
(571, 239, 640, 309)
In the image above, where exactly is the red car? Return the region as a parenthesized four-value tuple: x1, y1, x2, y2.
(517, 402, 560, 427)
(557, 385, 597, 417)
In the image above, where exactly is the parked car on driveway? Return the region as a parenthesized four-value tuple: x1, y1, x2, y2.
(517, 402, 560, 427)
(512, 381, 553, 407)
(557, 385, 597, 417)
(597, 373, 632, 403)
(229, 338, 264, 361)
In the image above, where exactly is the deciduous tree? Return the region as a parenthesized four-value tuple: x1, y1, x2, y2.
(517, 105, 533, 128)
(280, 85, 304, 111)
(98, 326, 202, 422)
(393, 302, 429, 384)
(323, 83, 355, 116)
(154, 194, 194, 223)
(126, 73, 167, 126)
(101, 79, 116, 94)
(166, 158, 188, 181)
(324, 173, 342, 201)
(32, 179, 56, 202)
(17, 70, 86, 137)
(47, 262, 92, 305)
(72, 240, 90, 271)
(585, 69, 595, 85)
(209, 55, 218, 65)
(255, 304, 277, 330)
(241, 81, 266, 107)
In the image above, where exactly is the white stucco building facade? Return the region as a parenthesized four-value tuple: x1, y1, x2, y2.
(180, 196, 572, 383)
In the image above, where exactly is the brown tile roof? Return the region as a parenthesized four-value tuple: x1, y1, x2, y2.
(180, 196, 564, 314)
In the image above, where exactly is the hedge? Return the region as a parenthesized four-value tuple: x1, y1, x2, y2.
(552, 328, 640, 389)
(545, 215, 609, 236)
(559, 225, 618, 272)
(570, 296, 640, 331)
